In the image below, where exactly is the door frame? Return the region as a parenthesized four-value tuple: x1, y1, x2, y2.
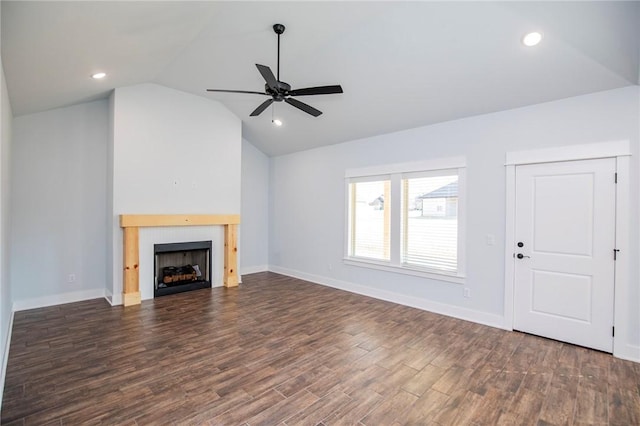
(504, 140, 631, 359)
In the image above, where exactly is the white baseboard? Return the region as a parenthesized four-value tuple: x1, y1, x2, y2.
(111, 292, 122, 306)
(240, 265, 269, 276)
(104, 288, 114, 306)
(269, 266, 507, 330)
(12, 289, 107, 312)
(0, 309, 15, 412)
(615, 343, 640, 363)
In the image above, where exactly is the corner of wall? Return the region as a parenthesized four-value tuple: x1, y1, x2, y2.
(0, 310, 14, 409)
(0, 52, 15, 405)
(106, 92, 115, 302)
(240, 138, 270, 273)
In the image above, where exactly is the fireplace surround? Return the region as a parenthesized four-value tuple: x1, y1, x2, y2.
(120, 214, 240, 306)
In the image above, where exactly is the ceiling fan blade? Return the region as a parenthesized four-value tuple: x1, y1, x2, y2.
(285, 97, 322, 117)
(207, 89, 267, 95)
(288, 85, 343, 96)
(250, 98, 274, 116)
(256, 64, 278, 91)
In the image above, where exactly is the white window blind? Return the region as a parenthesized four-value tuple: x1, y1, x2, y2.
(349, 179, 390, 260)
(401, 173, 458, 272)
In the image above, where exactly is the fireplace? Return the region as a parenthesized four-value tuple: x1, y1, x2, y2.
(154, 240, 212, 297)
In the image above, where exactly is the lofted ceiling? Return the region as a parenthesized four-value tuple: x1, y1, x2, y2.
(2, 1, 639, 156)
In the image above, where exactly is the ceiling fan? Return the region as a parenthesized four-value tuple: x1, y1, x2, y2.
(206, 23, 343, 118)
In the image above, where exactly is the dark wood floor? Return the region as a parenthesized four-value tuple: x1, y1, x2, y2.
(2, 272, 639, 425)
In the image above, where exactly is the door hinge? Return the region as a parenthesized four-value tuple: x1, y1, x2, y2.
(612, 326, 615, 337)
(614, 249, 620, 260)
(615, 173, 618, 183)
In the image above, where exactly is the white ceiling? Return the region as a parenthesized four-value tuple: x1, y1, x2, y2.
(2, 1, 639, 156)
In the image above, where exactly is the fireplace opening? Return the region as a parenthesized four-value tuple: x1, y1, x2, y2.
(154, 240, 212, 297)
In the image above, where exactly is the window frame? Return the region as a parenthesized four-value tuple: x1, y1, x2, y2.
(344, 158, 466, 284)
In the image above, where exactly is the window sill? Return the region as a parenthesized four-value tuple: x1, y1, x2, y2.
(343, 258, 465, 284)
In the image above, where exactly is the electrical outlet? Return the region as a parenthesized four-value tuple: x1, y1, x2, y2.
(486, 234, 496, 246)
(463, 287, 471, 298)
(68, 273, 76, 283)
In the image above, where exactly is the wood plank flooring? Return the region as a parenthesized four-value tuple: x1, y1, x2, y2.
(2, 272, 639, 425)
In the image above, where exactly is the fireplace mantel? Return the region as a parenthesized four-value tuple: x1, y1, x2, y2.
(120, 214, 240, 306)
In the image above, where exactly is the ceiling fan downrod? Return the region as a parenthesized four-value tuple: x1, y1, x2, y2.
(273, 24, 285, 81)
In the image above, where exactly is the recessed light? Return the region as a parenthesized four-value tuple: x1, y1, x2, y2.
(91, 72, 107, 79)
(522, 32, 543, 47)
(272, 119, 283, 127)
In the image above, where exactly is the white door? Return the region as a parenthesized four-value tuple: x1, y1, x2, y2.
(513, 158, 616, 352)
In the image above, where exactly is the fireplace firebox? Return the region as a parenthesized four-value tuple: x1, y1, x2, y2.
(154, 240, 212, 297)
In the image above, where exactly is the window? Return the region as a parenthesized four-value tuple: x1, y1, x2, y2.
(345, 158, 465, 282)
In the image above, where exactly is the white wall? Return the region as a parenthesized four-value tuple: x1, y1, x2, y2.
(109, 83, 241, 303)
(10, 100, 108, 308)
(240, 138, 269, 275)
(269, 86, 639, 355)
(0, 52, 14, 394)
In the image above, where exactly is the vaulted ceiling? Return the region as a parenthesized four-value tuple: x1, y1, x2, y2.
(2, 1, 639, 156)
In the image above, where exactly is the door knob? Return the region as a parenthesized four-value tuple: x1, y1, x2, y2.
(516, 253, 530, 259)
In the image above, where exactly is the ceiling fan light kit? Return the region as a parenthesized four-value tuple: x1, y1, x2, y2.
(522, 31, 543, 47)
(207, 23, 343, 118)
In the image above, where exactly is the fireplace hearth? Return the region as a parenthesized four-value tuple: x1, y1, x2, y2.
(154, 240, 212, 297)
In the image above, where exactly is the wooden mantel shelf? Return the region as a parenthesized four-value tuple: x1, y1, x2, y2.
(120, 214, 241, 307)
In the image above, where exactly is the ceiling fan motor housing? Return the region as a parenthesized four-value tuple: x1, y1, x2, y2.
(266, 81, 291, 101)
